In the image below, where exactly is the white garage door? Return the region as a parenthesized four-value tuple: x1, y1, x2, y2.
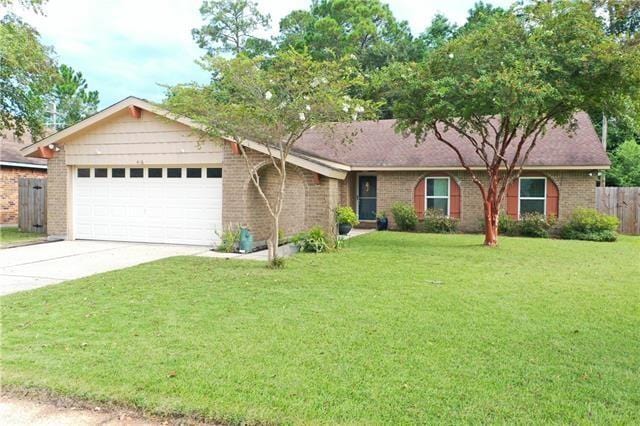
(73, 166, 222, 246)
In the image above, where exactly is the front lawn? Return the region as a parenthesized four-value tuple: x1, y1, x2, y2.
(0, 226, 44, 246)
(2, 233, 639, 424)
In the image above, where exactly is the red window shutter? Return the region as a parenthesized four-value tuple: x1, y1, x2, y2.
(506, 180, 519, 219)
(414, 179, 425, 220)
(450, 179, 461, 219)
(547, 178, 559, 218)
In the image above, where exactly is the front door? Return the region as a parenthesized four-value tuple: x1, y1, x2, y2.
(358, 175, 377, 221)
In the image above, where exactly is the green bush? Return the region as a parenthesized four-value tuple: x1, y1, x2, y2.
(518, 213, 553, 238)
(335, 206, 359, 226)
(498, 213, 519, 236)
(422, 209, 458, 233)
(292, 226, 330, 253)
(391, 203, 418, 231)
(216, 224, 241, 252)
(560, 209, 619, 242)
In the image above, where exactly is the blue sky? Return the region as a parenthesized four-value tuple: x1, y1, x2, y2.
(7, 0, 513, 108)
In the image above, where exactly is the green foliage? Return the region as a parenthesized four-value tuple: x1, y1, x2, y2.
(164, 50, 376, 148)
(518, 213, 554, 239)
(390, 202, 418, 231)
(216, 224, 241, 252)
(418, 14, 457, 52)
(375, 211, 386, 219)
(277, 0, 418, 70)
(608, 139, 640, 186)
(498, 213, 519, 236)
(49, 64, 99, 130)
(561, 208, 619, 242)
(335, 206, 358, 226)
(292, 226, 329, 253)
(0, 14, 56, 138)
(267, 256, 286, 269)
(192, 0, 271, 55)
(421, 209, 458, 233)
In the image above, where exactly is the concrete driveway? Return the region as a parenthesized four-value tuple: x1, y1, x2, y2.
(0, 240, 208, 296)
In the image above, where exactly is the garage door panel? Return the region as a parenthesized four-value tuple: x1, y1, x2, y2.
(74, 166, 221, 246)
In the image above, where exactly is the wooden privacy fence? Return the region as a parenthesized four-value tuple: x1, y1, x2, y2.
(596, 187, 640, 235)
(18, 177, 47, 233)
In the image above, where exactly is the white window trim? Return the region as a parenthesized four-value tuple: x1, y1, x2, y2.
(518, 177, 547, 218)
(425, 176, 450, 217)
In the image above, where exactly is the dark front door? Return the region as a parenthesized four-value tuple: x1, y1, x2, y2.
(358, 175, 377, 221)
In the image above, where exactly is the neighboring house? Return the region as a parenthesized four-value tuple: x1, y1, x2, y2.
(21, 97, 609, 246)
(1, 132, 48, 226)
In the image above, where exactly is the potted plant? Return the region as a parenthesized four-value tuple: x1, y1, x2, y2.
(336, 206, 359, 235)
(376, 212, 388, 231)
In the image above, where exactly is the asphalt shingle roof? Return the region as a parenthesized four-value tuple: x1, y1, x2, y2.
(1, 132, 47, 167)
(294, 112, 610, 168)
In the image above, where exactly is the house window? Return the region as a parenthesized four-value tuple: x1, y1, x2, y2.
(207, 168, 222, 178)
(111, 168, 125, 178)
(94, 168, 107, 178)
(148, 168, 163, 178)
(167, 168, 182, 178)
(187, 168, 202, 178)
(77, 168, 90, 178)
(130, 168, 144, 178)
(426, 177, 449, 216)
(519, 177, 546, 216)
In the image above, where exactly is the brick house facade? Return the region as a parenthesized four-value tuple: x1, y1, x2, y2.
(26, 97, 608, 246)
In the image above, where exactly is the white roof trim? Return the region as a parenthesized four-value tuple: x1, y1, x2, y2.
(0, 161, 47, 169)
(349, 165, 610, 171)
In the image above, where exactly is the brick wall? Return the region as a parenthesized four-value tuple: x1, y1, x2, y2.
(46, 148, 68, 237)
(343, 170, 596, 231)
(0, 166, 47, 225)
(221, 143, 340, 241)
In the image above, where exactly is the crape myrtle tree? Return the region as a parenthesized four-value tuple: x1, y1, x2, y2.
(388, 0, 640, 246)
(164, 50, 376, 265)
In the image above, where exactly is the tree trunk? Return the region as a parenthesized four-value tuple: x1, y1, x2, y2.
(267, 215, 280, 264)
(483, 200, 499, 247)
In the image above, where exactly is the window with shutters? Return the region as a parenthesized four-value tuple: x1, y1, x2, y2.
(425, 177, 450, 216)
(519, 177, 546, 216)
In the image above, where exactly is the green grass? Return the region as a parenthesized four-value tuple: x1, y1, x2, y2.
(2, 233, 639, 424)
(0, 226, 44, 246)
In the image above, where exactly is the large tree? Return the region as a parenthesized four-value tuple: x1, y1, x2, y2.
(1, 0, 56, 138)
(192, 0, 271, 56)
(49, 64, 99, 130)
(389, 0, 640, 246)
(164, 51, 375, 265)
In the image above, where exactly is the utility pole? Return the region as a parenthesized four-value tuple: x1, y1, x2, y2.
(600, 113, 607, 187)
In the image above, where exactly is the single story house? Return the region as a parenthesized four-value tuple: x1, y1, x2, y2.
(1, 132, 48, 226)
(22, 96, 609, 246)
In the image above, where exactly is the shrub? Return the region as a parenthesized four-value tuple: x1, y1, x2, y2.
(498, 213, 519, 236)
(560, 208, 619, 242)
(391, 203, 418, 231)
(518, 213, 553, 238)
(292, 226, 330, 253)
(422, 209, 458, 233)
(335, 206, 359, 226)
(216, 224, 241, 252)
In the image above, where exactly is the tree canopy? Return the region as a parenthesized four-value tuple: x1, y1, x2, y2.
(49, 64, 100, 130)
(0, 14, 56, 138)
(192, 0, 271, 56)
